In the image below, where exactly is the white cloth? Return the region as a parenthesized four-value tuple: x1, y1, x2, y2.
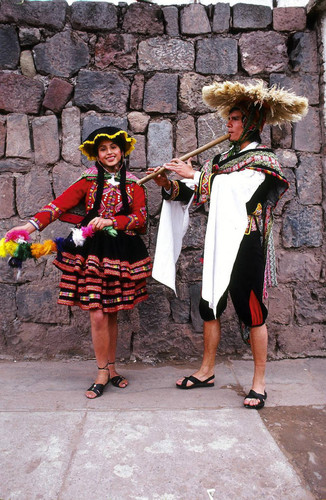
(152, 184, 194, 293)
(202, 169, 265, 313)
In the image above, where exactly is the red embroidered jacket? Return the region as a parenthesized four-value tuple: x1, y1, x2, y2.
(30, 168, 147, 235)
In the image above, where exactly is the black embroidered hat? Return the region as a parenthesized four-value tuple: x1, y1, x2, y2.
(79, 127, 136, 160)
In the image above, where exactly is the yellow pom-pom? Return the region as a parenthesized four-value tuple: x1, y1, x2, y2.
(5, 240, 18, 256)
(0, 238, 7, 257)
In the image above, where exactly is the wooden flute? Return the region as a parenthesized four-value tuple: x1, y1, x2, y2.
(137, 133, 230, 186)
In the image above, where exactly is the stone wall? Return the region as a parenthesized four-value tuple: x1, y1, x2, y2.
(0, 0, 325, 361)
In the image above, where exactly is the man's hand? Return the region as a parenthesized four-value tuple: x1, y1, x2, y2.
(163, 158, 195, 179)
(146, 167, 171, 190)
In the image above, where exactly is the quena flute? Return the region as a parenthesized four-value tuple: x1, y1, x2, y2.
(137, 133, 230, 186)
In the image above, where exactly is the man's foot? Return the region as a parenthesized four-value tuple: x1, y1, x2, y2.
(243, 389, 267, 410)
(176, 373, 215, 390)
(85, 363, 110, 399)
(108, 362, 128, 388)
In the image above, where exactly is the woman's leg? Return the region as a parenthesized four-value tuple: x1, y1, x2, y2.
(107, 312, 128, 388)
(85, 309, 111, 398)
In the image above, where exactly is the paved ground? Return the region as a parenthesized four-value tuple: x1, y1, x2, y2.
(0, 357, 325, 500)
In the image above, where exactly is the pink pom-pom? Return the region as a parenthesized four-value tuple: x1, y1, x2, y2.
(5, 229, 31, 242)
(81, 226, 95, 238)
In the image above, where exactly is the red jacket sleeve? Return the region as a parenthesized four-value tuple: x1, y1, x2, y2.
(30, 178, 89, 230)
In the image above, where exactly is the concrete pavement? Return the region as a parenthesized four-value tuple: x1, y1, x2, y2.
(0, 357, 325, 500)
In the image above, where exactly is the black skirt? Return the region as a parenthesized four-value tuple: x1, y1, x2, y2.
(53, 230, 152, 313)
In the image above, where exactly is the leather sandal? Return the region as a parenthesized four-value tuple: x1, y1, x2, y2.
(108, 361, 128, 388)
(85, 361, 110, 399)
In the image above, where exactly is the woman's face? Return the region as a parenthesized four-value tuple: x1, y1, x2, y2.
(97, 139, 123, 172)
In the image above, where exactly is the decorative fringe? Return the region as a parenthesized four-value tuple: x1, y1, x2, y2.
(0, 225, 116, 269)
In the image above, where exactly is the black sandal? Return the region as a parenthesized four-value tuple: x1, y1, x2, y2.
(244, 389, 267, 410)
(85, 362, 110, 399)
(108, 361, 128, 388)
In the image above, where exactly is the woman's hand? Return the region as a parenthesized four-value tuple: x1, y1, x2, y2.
(163, 158, 195, 179)
(5, 222, 36, 239)
(88, 217, 113, 231)
(146, 167, 171, 190)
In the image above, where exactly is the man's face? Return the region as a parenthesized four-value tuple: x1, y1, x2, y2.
(227, 110, 245, 142)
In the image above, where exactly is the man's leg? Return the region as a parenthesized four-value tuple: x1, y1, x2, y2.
(176, 318, 221, 387)
(243, 323, 268, 406)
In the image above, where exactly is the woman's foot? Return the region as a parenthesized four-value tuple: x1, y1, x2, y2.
(85, 362, 110, 399)
(108, 362, 128, 388)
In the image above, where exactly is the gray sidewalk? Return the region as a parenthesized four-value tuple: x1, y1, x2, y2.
(0, 357, 325, 500)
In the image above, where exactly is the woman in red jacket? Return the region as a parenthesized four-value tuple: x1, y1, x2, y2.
(7, 127, 151, 398)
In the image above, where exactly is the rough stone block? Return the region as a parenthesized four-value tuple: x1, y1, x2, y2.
(43, 78, 73, 114)
(75, 70, 130, 114)
(276, 324, 326, 355)
(0, 25, 20, 70)
(16, 169, 53, 219)
(16, 280, 69, 325)
(176, 115, 197, 158)
(0, 0, 66, 30)
(137, 284, 171, 337)
(129, 135, 146, 171)
(196, 38, 237, 75)
(179, 73, 213, 114)
(0, 117, 5, 157)
(0, 284, 16, 344)
(296, 154, 322, 205)
(183, 211, 207, 249)
(130, 74, 144, 111)
(293, 107, 321, 153)
(128, 112, 150, 134)
(289, 32, 318, 73)
(0, 158, 31, 174)
(275, 149, 297, 170)
(233, 3, 272, 30)
(52, 162, 84, 199)
(213, 4, 230, 33)
(162, 6, 179, 36)
(20, 50, 36, 78)
(147, 120, 173, 167)
(144, 73, 178, 114)
(282, 202, 323, 248)
(277, 250, 322, 284)
(122, 3, 164, 35)
(189, 283, 203, 333)
(272, 123, 292, 149)
(267, 286, 293, 325)
(0, 176, 15, 219)
(197, 113, 227, 164)
(273, 7, 306, 32)
(33, 31, 89, 78)
(270, 73, 319, 106)
(171, 294, 191, 324)
(294, 286, 326, 326)
(61, 107, 81, 167)
(239, 32, 287, 75)
(32, 115, 60, 166)
(18, 27, 41, 47)
(70, 2, 117, 31)
(179, 250, 203, 282)
(95, 34, 137, 70)
(6, 113, 32, 159)
(0, 72, 43, 114)
(261, 125, 271, 148)
(139, 38, 194, 71)
(180, 4, 211, 35)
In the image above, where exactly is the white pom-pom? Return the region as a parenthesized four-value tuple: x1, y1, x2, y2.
(72, 228, 86, 247)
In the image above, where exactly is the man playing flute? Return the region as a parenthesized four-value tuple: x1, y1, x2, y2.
(149, 80, 308, 409)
